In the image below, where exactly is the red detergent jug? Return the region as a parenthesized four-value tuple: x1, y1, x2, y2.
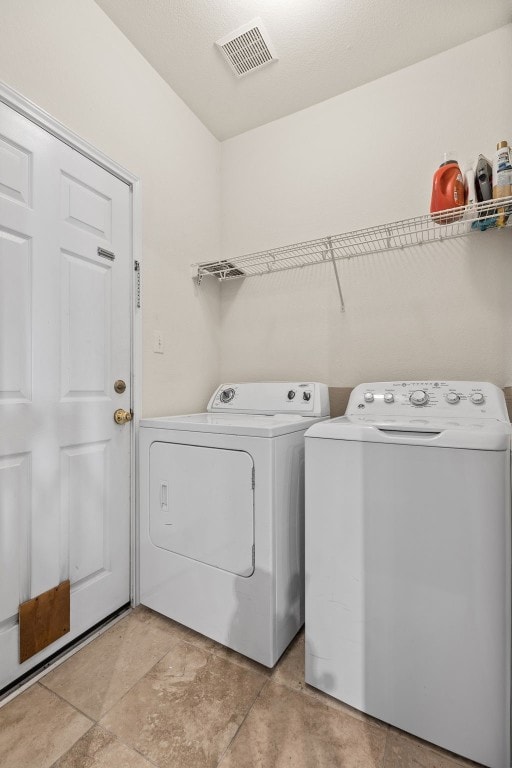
(430, 155, 465, 224)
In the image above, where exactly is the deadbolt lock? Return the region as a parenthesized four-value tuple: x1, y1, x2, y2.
(114, 408, 133, 425)
(114, 379, 127, 394)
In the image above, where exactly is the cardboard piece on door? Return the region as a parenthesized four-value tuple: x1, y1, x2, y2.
(19, 580, 70, 663)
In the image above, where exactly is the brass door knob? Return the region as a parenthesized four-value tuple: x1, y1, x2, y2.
(114, 408, 133, 425)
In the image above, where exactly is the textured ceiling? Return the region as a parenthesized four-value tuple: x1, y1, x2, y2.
(94, 0, 511, 140)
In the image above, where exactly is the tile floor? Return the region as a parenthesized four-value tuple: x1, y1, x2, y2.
(0, 606, 484, 768)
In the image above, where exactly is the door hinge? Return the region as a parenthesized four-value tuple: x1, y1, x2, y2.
(134, 260, 141, 308)
(252, 544, 255, 567)
(251, 467, 255, 489)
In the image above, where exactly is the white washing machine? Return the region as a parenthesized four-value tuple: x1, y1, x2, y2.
(305, 381, 511, 768)
(139, 381, 329, 667)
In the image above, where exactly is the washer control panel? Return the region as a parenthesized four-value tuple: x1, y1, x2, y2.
(347, 381, 509, 421)
(208, 382, 330, 417)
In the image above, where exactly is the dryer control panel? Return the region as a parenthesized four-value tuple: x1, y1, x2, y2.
(208, 382, 330, 417)
(347, 381, 509, 422)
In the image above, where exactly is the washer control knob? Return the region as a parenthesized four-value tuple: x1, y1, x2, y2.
(471, 392, 485, 405)
(287, 390, 296, 400)
(410, 390, 429, 406)
(220, 387, 235, 403)
(384, 393, 394, 403)
(303, 391, 311, 401)
(364, 392, 374, 403)
(446, 392, 460, 404)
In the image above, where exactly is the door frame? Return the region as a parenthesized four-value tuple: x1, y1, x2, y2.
(0, 80, 142, 607)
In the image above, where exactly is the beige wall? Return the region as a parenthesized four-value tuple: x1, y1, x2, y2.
(0, 0, 221, 416)
(220, 25, 512, 388)
(2, 7, 511, 406)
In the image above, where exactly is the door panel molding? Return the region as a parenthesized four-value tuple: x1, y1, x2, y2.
(0, 229, 32, 402)
(0, 452, 31, 622)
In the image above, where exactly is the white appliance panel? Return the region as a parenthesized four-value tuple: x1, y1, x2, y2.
(307, 415, 510, 450)
(149, 442, 254, 577)
(207, 381, 330, 416)
(346, 380, 508, 421)
(140, 381, 329, 667)
(140, 411, 324, 438)
(305, 380, 511, 768)
(139, 427, 275, 664)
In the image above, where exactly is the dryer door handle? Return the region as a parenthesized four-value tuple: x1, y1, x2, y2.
(160, 481, 169, 513)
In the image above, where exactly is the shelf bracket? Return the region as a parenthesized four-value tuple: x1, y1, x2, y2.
(327, 237, 345, 312)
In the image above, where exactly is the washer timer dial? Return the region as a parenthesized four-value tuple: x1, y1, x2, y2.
(410, 390, 429, 406)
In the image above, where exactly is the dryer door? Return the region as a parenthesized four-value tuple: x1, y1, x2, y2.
(149, 442, 255, 576)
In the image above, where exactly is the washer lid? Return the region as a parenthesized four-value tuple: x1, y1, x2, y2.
(140, 412, 328, 437)
(305, 415, 512, 450)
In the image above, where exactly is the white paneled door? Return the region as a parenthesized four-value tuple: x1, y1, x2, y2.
(0, 101, 131, 689)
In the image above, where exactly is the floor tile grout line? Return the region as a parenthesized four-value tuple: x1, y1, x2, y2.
(45, 722, 163, 768)
(91, 623, 240, 724)
(380, 727, 391, 768)
(34, 681, 96, 725)
(46, 723, 95, 768)
(215, 676, 271, 768)
(38, 678, 97, 722)
(38, 616, 390, 764)
(214, 678, 392, 768)
(40, 614, 192, 723)
(37, 608, 268, 733)
(93, 723, 164, 768)
(90, 636, 183, 722)
(271, 672, 390, 732)
(96, 638, 270, 768)
(31, 682, 94, 768)
(268, 678, 393, 743)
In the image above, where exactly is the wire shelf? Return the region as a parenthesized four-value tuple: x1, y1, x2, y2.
(192, 197, 512, 310)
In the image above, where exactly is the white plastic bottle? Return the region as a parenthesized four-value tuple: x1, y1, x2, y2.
(492, 140, 512, 227)
(463, 160, 477, 221)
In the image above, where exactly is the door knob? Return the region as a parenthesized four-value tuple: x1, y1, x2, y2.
(114, 408, 133, 425)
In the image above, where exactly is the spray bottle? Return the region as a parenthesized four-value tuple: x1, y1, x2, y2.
(492, 140, 512, 227)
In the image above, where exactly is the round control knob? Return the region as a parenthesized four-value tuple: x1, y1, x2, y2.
(384, 393, 394, 403)
(410, 390, 429, 406)
(220, 387, 235, 403)
(446, 392, 460, 404)
(287, 390, 296, 400)
(471, 392, 485, 405)
(364, 392, 374, 403)
(303, 391, 311, 401)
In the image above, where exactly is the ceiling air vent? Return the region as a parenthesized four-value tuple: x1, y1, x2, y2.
(216, 18, 278, 78)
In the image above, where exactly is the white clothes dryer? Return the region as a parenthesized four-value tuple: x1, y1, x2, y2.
(139, 382, 329, 667)
(305, 381, 511, 768)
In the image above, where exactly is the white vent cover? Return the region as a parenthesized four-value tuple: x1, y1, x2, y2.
(216, 18, 278, 78)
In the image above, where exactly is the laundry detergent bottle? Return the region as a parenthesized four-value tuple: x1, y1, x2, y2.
(430, 153, 465, 224)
